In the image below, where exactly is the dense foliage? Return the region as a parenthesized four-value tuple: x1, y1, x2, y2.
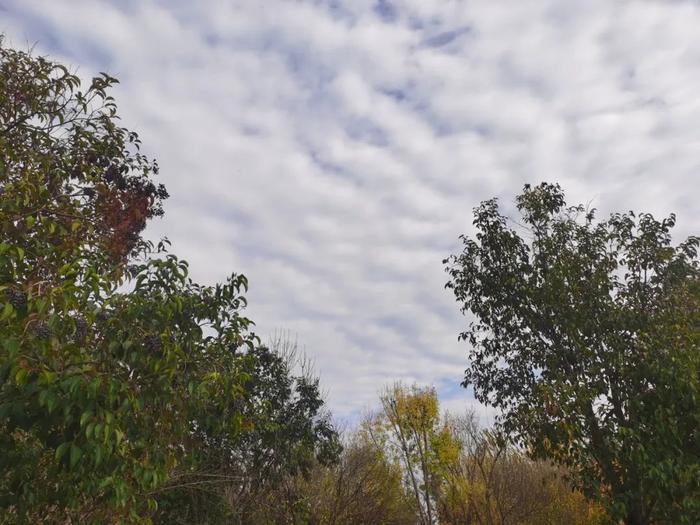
(155, 338, 341, 524)
(445, 183, 700, 524)
(0, 40, 338, 524)
(0, 38, 167, 279)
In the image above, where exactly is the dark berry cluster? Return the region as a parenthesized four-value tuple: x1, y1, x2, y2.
(6, 287, 27, 309)
(144, 335, 162, 354)
(33, 321, 51, 340)
(96, 310, 111, 323)
(74, 316, 88, 340)
(104, 164, 128, 190)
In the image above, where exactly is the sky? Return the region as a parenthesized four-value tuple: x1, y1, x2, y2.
(2, 0, 699, 424)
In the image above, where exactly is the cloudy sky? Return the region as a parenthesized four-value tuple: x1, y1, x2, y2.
(3, 0, 699, 422)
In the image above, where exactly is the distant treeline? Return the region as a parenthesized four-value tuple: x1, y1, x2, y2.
(228, 381, 603, 525)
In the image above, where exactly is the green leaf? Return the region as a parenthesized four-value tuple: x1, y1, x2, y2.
(86, 422, 95, 439)
(3, 338, 20, 355)
(99, 475, 112, 489)
(46, 392, 57, 413)
(69, 443, 82, 468)
(14, 368, 28, 386)
(40, 370, 56, 384)
(55, 442, 70, 463)
(80, 410, 93, 427)
(1, 302, 13, 320)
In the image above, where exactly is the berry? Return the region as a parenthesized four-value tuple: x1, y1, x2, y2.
(5, 288, 27, 309)
(104, 164, 126, 189)
(144, 335, 162, 354)
(33, 321, 51, 340)
(74, 317, 88, 340)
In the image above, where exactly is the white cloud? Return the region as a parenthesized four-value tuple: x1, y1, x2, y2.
(2, 0, 699, 420)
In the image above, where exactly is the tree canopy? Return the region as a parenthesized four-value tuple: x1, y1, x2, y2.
(445, 182, 700, 524)
(0, 39, 338, 524)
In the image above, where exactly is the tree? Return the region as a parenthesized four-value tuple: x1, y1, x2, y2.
(444, 182, 700, 524)
(372, 382, 601, 525)
(378, 382, 443, 525)
(0, 37, 181, 523)
(0, 40, 340, 524)
(156, 335, 341, 525)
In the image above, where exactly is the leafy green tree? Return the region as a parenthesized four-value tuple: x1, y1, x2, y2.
(0, 39, 340, 524)
(445, 183, 700, 524)
(155, 337, 341, 525)
(0, 36, 184, 523)
(1, 238, 257, 523)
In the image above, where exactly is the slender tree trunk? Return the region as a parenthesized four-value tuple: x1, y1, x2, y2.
(388, 410, 427, 525)
(414, 427, 434, 525)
